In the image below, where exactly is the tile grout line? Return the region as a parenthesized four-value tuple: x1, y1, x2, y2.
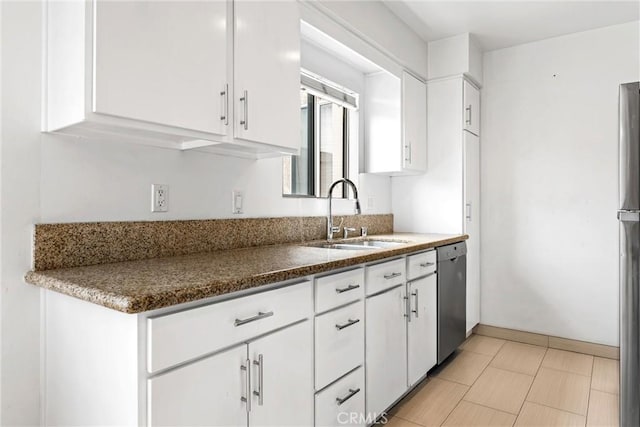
(590, 388, 619, 397)
(585, 357, 595, 426)
(538, 364, 594, 379)
(520, 354, 593, 420)
(515, 345, 549, 423)
(440, 339, 508, 425)
(522, 401, 592, 419)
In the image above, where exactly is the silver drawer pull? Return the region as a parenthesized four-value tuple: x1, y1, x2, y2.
(404, 295, 411, 322)
(234, 311, 274, 327)
(335, 283, 360, 294)
(252, 354, 264, 406)
(220, 83, 229, 125)
(336, 388, 361, 406)
(419, 262, 435, 268)
(240, 90, 249, 130)
(240, 359, 251, 413)
(412, 289, 419, 318)
(335, 318, 360, 330)
(384, 272, 402, 280)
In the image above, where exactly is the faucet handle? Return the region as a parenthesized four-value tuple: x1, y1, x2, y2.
(343, 227, 357, 239)
(361, 227, 368, 237)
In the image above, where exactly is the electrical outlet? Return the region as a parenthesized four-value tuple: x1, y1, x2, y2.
(232, 190, 244, 214)
(151, 184, 169, 212)
(367, 195, 375, 211)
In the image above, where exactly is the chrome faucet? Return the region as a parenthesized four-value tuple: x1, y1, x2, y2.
(327, 178, 361, 240)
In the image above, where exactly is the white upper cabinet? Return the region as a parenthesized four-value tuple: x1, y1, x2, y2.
(94, 1, 228, 136)
(463, 80, 480, 136)
(234, 0, 300, 151)
(43, 0, 300, 158)
(365, 71, 427, 175)
(402, 71, 428, 172)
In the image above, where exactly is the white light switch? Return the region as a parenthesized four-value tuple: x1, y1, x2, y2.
(232, 190, 244, 214)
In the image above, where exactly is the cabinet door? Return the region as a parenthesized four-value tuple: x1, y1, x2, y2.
(365, 285, 408, 417)
(94, 1, 229, 136)
(407, 274, 437, 386)
(147, 345, 247, 427)
(249, 320, 313, 427)
(234, 0, 300, 150)
(463, 80, 480, 136)
(464, 131, 481, 332)
(402, 72, 427, 172)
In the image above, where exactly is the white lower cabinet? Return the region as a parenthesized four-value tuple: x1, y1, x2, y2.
(249, 321, 314, 426)
(365, 252, 438, 419)
(407, 273, 438, 386)
(43, 249, 447, 425)
(148, 320, 312, 427)
(315, 367, 366, 427)
(148, 345, 247, 426)
(365, 284, 408, 418)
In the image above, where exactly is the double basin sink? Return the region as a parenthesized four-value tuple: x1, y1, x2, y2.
(305, 239, 408, 251)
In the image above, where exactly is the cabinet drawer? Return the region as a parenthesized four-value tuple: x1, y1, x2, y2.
(315, 268, 364, 313)
(407, 250, 437, 280)
(365, 258, 406, 296)
(315, 301, 364, 390)
(315, 367, 365, 427)
(147, 281, 312, 373)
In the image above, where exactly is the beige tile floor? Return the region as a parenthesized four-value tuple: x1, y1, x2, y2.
(384, 335, 620, 427)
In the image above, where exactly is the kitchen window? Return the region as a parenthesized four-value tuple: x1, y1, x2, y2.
(283, 71, 358, 198)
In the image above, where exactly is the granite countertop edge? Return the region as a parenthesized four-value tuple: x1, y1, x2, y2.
(25, 233, 468, 314)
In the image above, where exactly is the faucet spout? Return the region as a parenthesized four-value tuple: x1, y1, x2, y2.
(327, 178, 361, 241)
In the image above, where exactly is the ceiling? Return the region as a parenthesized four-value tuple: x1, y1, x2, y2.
(383, 1, 640, 51)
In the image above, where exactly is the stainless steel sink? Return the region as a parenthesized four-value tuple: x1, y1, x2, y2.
(305, 239, 408, 250)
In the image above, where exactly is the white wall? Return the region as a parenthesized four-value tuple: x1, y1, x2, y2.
(0, 1, 403, 421)
(1, 1, 42, 424)
(481, 21, 640, 346)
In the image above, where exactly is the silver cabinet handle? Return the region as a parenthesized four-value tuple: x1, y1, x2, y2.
(404, 143, 412, 164)
(234, 311, 273, 327)
(220, 84, 229, 125)
(336, 388, 361, 406)
(412, 289, 419, 318)
(335, 318, 360, 330)
(419, 261, 435, 268)
(335, 283, 360, 294)
(466, 203, 472, 221)
(384, 272, 402, 280)
(465, 105, 472, 125)
(240, 90, 248, 130)
(252, 354, 264, 406)
(403, 293, 411, 322)
(240, 359, 251, 413)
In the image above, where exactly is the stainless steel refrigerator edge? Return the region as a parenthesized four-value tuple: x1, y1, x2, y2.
(618, 81, 640, 427)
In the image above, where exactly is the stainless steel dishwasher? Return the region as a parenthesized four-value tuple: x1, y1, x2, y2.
(437, 242, 467, 364)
